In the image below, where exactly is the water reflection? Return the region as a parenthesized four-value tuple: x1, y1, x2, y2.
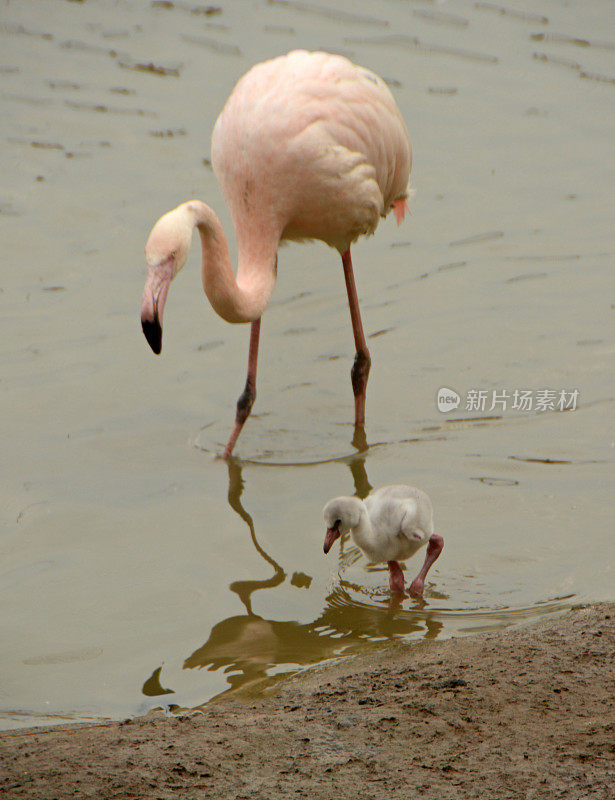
(348, 426, 372, 499)
(143, 430, 446, 701)
(142, 666, 174, 698)
(181, 586, 445, 695)
(226, 459, 285, 614)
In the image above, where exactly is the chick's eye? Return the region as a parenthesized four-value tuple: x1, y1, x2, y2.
(335, 519, 341, 527)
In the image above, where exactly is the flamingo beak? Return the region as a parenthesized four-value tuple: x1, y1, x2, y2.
(142, 313, 162, 355)
(141, 270, 171, 355)
(323, 523, 341, 554)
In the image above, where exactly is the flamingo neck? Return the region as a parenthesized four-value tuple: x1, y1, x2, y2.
(349, 503, 377, 557)
(187, 200, 278, 324)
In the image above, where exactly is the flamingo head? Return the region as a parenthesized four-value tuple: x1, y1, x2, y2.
(322, 496, 361, 554)
(141, 206, 194, 354)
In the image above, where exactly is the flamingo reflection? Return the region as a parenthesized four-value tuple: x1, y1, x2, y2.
(143, 432, 445, 701)
(226, 459, 286, 615)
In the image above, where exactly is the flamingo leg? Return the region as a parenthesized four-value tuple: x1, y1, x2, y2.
(408, 533, 445, 598)
(223, 319, 261, 459)
(388, 560, 405, 594)
(341, 248, 371, 427)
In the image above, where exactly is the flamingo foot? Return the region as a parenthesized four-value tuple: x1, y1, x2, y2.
(387, 560, 405, 595)
(223, 379, 256, 459)
(408, 533, 444, 598)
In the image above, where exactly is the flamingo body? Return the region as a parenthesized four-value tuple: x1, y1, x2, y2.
(140, 50, 412, 457)
(323, 485, 444, 597)
(212, 49, 411, 255)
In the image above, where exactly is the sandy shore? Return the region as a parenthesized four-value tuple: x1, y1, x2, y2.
(1, 603, 613, 799)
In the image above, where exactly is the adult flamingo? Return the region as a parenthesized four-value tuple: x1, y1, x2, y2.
(140, 50, 412, 458)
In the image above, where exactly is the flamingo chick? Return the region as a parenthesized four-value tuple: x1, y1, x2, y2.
(323, 485, 444, 597)
(140, 50, 411, 458)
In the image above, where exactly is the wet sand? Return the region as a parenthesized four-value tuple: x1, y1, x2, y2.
(2, 603, 613, 799)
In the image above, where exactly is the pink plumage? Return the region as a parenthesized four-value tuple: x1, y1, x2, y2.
(212, 50, 411, 254)
(392, 198, 410, 225)
(141, 50, 412, 457)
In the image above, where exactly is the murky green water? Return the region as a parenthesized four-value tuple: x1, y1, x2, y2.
(1, 0, 613, 729)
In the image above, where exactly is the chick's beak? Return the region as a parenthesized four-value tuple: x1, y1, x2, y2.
(323, 524, 341, 554)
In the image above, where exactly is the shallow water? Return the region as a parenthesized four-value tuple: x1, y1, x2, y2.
(1, 0, 613, 729)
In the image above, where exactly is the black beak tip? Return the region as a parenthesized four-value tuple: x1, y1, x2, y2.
(142, 317, 162, 355)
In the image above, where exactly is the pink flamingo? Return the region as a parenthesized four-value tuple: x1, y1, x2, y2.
(140, 50, 411, 458)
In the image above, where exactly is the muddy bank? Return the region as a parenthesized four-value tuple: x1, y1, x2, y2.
(1, 603, 613, 799)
